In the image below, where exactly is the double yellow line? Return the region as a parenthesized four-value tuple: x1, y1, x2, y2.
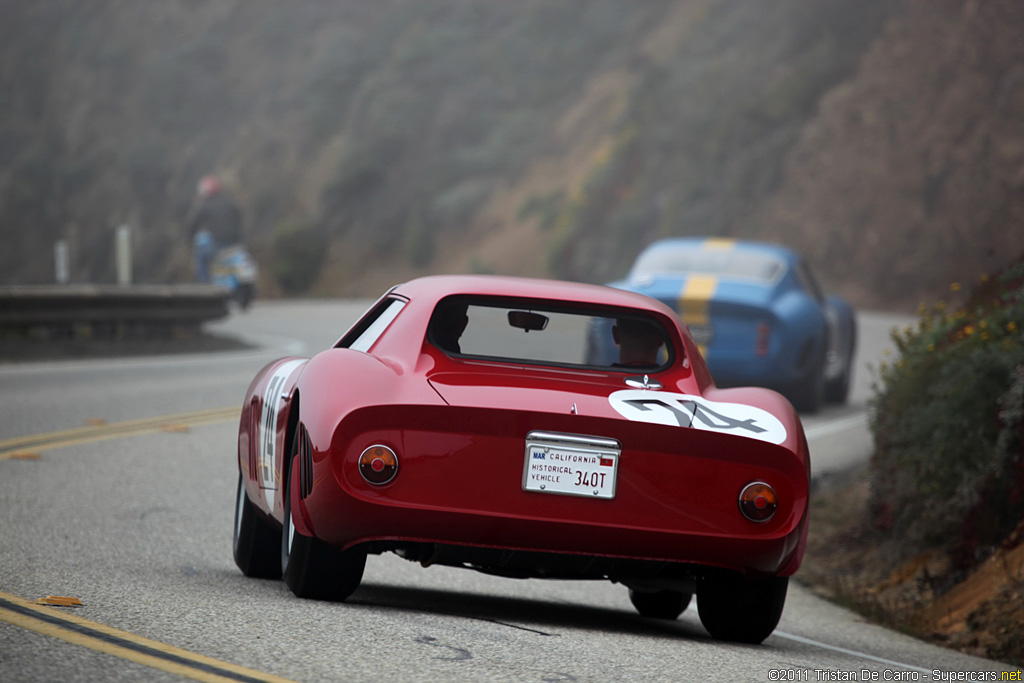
(1, 408, 298, 680)
(0, 407, 239, 461)
(0, 591, 296, 682)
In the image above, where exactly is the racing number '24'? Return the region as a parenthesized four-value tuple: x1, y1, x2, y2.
(624, 397, 767, 434)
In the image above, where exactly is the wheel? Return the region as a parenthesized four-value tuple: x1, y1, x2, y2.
(236, 283, 254, 311)
(280, 455, 366, 600)
(697, 573, 788, 644)
(628, 589, 692, 620)
(824, 355, 852, 404)
(789, 352, 824, 414)
(825, 328, 856, 404)
(232, 473, 282, 579)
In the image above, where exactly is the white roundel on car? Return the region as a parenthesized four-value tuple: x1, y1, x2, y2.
(608, 390, 788, 445)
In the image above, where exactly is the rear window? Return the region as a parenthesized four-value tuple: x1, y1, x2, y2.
(428, 298, 676, 372)
(632, 247, 786, 284)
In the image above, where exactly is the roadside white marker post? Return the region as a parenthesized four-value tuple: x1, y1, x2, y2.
(115, 225, 132, 285)
(54, 240, 69, 284)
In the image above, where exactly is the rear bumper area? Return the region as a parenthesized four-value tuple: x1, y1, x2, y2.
(301, 489, 806, 578)
(298, 405, 810, 578)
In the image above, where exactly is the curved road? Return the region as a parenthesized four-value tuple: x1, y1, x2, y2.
(0, 301, 1015, 682)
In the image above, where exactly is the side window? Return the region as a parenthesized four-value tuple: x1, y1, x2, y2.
(796, 261, 825, 303)
(336, 298, 407, 353)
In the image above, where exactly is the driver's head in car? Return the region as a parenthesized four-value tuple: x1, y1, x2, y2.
(612, 318, 664, 367)
(431, 302, 469, 354)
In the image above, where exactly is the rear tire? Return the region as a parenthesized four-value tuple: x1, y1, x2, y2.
(236, 283, 254, 311)
(697, 573, 788, 644)
(233, 473, 282, 579)
(824, 357, 852, 404)
(825, 327, 856, 404)
(628, 589, 692, 620)
(280, 458, 365, 600)
(789, 352, 825, 414)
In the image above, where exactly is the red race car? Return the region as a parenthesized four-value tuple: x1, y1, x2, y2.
(233, 275, 809, 644)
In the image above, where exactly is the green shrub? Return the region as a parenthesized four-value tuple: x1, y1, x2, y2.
(517, 191, 564, 231)
(271, 220, 328, 295)
(869, 255, 1024, 566)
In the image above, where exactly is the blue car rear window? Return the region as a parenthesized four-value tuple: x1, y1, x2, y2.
(632, 248, 786, 283)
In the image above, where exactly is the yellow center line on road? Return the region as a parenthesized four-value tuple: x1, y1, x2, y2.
(0, 407, 239, 461)
(0, 590, 297, 683)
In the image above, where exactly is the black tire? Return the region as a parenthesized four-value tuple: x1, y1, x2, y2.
(236, 283, 254, 311)
(789, 352, 825, 414)
(697, 573, 788, 644)
(233, 473, 282, 579)
(825, 326, 857, 404)
(824, 357, 852, 404)
(281, 461, 366, 601)
(628, 589, 692, 620)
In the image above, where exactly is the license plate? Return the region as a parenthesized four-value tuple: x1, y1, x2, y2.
(522, 431, 621, 499)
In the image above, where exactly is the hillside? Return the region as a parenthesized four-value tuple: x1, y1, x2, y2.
(1, 0, 1022, 310)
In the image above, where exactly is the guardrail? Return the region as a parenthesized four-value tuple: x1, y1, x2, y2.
(0, 284, 232, 340)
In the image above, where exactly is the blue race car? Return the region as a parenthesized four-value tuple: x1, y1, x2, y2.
(603, 238, 856, 412)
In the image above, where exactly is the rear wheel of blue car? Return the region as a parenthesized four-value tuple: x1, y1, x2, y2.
(233, 473, 282, 579)
(697, 573, 788, 644)
(789, 353, 825, 413)
(628, 588, 692, 620)
(824, 338, 855, 405)
(281, 460, 366, 601)
(824, 359, 852, 404)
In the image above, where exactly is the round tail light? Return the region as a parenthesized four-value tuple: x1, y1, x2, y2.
(359, 445, 398, 485)
(738, 482, 777, 522)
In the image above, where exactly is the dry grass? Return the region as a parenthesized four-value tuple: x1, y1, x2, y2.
(797, 466, 1024, 665)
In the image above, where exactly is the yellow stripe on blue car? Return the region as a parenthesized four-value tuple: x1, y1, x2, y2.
(679, 275, 718, 356)
(677, 238, 735, 355)
(702, 237, 736, 251)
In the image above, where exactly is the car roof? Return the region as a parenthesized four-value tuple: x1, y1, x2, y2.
(391, 274, 678, 314)
(624, 238, 799, 285)
(638, 238, 798, 262)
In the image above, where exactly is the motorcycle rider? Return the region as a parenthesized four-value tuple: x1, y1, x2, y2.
(188, 175, 243, 283)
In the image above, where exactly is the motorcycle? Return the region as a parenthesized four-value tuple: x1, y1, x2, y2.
(194, 231, 258, 310)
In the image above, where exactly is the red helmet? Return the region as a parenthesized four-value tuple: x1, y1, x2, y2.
(197, 175, 222, 198)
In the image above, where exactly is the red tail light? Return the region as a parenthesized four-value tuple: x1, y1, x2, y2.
(359, 445, 399, 485)
(755, 322, 771, 357)
(738, 482, 777, 522)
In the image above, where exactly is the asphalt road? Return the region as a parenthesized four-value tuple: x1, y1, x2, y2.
(0, 300, 1017, 682)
